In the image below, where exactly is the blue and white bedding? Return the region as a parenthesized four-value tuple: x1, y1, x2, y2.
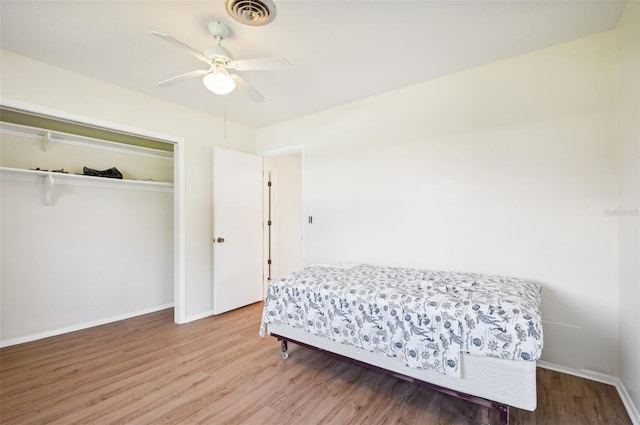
(259, 264, 543, 378)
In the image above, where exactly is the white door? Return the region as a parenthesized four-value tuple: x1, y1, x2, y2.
(212, 147, 263, 314)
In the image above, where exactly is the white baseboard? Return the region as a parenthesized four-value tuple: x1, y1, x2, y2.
(537, 360, 618, 385)
(538, 361, 639, 425)
(184, 309, 215, 323)
(618, 380, 640, 425)
(0, 303, 174, 348)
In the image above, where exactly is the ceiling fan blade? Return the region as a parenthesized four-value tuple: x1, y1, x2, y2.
(157, 69, 209, 87)
(230, 58, 290, 71)
(151, 31, 211, 65)
(231, 74, 265, 103)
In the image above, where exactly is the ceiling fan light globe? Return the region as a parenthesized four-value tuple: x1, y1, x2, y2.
(203, 69, 236, 95)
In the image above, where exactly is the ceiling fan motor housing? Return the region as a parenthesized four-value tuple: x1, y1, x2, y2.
(205, 46, 233, 62)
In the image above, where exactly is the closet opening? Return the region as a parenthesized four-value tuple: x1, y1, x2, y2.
(0, 101, 186, 346)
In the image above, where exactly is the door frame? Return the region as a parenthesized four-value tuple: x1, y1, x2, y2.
(0, 98, 187, 323)
(263, 167, 278, 293)
(261, 145, 305, 288)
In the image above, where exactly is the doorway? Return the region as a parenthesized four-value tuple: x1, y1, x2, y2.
(263, 149, 303, 294)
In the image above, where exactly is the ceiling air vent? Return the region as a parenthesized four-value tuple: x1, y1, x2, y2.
(225, 0, 276, 26)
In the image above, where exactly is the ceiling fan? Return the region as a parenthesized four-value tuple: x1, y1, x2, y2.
(151, 21, 289, 103)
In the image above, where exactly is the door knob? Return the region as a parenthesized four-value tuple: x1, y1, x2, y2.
(216, 237, 225, 243)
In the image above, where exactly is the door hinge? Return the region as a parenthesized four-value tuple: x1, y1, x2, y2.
(267, 259, 272, 265)
(268, 220, 272, 226)
(267, 181, 272, 187)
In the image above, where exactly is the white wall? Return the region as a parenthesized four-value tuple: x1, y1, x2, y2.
(258, 32, 620, 376)
(0, 178, 174, 343)
(616, 0, 640, 415)
(0, 50, 257, 326)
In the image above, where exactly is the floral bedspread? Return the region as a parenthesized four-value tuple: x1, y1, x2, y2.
(259, 264, 543, 377)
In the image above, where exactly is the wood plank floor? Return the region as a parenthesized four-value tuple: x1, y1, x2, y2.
(0, 303, 632, 425)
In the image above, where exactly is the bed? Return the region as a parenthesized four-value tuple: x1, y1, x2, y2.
(259, 264, 543, 425)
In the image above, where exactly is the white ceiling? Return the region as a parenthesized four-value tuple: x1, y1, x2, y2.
(0, 1, 626, 129)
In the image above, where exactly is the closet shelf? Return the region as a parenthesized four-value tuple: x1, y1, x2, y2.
(0, 167, 173, 205)
(0, 121, 173, 159)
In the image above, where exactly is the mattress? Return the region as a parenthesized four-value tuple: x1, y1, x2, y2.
(260, 264, 543, 378)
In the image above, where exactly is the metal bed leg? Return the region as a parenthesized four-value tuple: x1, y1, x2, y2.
(498, 405, 509, 425)
(280, 339, 289, 359)
(480, 406, 490, 425)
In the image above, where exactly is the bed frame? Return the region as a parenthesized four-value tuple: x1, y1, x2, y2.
(268, 323, 538, 425)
